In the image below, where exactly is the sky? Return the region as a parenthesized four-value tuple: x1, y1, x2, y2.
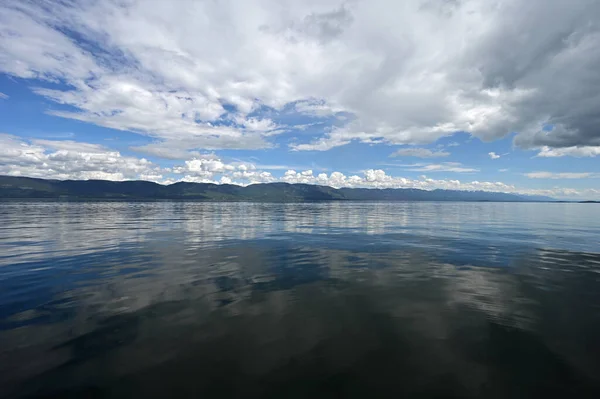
(1, 0, 599, 200)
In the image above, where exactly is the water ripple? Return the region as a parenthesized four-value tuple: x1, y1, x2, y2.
(1, 202, 599, 397)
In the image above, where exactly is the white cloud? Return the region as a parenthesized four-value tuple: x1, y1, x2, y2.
(390, 162, 479, 173)
(0, 134, 162, 181)
(524, 172, 596, 179)
(175, 168, 596, 199)
(274, 168, 585, 197)
(278, 168, 515, 192)
(1, 133, 597, 199)
(0, 135, 278, 185)
(0, 92, 8, 99)
(391, 148, 450, 158)
(488, 152, 500, 159)
(2, 0, 599, 154)
(499, 168, 509, 172)
(233, 170, 277, 184)
(254, 164, 303, 171)
(289, 128, 352, 151)
(174, 158, 236, 178)
(294, 99, 345, 117)
(536, 146, 600, 158)
(168, 155, 278, 185)
(31, 139, 108, 153)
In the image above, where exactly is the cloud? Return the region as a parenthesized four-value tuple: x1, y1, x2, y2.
(174, 158, 236, 177)
(129, 132, 273, 160)
(0, 134, 279, 185)
(31, 132, 76, 139)
(388, 162, 478, 173)
(0, 92, 8, 99)
(0, 134, 162, 181)
(391, 148, 450, 158)
(294, 99, 345, 117)
(488, 152, 500, 159)
(1, 0, 599, 153)
(536, 146, 600, 158)
(289, 128, 352, 151)
(31, 139, 108, 153)
(169, 155, 279, 185)
(524, 171, 596, 179)
(1, 133, 597, 199)
(280, 168, 489, 190)
(274, 168, 600, 199)
(499, 168, 509, 172)
(254, 164, 306, 171)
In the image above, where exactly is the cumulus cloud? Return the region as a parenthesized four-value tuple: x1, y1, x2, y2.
(282, 169, 597, 199)
(524, 172, 596, 179)
(0, 136, 278, 185)
(174, 158, 235, 178)
(0, 134, 295, 186)
(391, 148, 450, 158)
(282, 169, 362, 187)
(488, 152, 500, 159)
(0, 134, 162, 181)
(1, 133, 597, 199)
(275, 168, 584, 197)
(169, 155, 277, 185)
(1, 0, 599, 154)
(277, 168, 520, 193)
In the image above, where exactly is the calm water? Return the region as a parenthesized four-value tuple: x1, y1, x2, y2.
(1, 202, 600, 398)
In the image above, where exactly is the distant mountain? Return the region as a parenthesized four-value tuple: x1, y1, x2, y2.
(0, 176, 556, 202)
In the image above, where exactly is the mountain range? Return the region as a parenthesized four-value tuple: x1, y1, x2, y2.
(0, 175, 554, 202)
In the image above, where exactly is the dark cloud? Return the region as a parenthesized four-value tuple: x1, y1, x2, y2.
(468, 0, 600, 149)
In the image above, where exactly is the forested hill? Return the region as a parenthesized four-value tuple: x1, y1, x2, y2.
(0, 176, 554, 202)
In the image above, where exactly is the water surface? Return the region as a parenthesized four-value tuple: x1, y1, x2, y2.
(1, 202, 600, 398)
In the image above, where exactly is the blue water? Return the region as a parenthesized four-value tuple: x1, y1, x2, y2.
(1, 202, 600, 398)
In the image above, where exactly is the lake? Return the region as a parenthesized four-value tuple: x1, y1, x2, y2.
(1, 201, 600, 398)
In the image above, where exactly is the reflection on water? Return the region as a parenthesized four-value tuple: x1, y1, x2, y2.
(1, 202, 600, 398)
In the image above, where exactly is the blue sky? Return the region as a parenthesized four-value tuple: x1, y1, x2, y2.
(1, 0, 599, 199)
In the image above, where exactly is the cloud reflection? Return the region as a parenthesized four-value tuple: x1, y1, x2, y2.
(1, 202, 600, 397)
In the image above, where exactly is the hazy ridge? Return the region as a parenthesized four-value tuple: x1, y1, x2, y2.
(0, 175, 554, 202)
